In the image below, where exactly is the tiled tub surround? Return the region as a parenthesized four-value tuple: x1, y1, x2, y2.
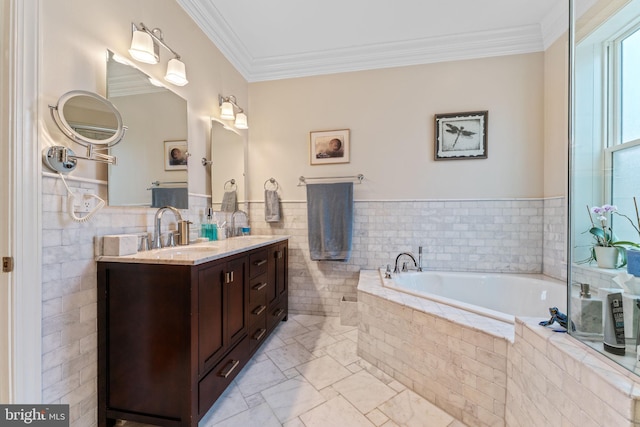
(357, 270, 640, 426)
(42, 171, 566, 427)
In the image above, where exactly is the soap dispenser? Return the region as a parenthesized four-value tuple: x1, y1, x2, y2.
(201, 208, 217, 241)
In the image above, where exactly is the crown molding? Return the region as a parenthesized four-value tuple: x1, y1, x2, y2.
(178, 0, 559, 82)
(541, 1, 570, 49)
(176, 0, 254, 79)
(248, 25, 545, 82)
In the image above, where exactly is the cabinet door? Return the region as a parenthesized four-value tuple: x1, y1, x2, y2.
(225, 257, 247, 345)
(198, 262, 226, 374)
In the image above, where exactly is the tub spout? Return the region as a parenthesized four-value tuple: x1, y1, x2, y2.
(394, 252, 417, 273)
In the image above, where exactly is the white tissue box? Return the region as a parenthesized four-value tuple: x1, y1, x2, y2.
(103, 234, 138, 256)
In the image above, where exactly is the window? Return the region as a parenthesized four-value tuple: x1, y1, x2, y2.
(620, 28, 640, 144)
(607, 24, 640, 242)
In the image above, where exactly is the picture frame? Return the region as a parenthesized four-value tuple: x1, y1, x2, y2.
(164, 140, 188, 170)
(310, 129, 350, 165)
(434, 111, 488, 160)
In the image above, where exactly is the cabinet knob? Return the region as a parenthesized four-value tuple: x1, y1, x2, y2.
(253, 259, 267, 267)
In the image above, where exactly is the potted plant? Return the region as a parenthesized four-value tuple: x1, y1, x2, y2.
(583, 204, 640, 269)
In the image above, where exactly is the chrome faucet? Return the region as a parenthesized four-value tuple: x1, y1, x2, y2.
(152, 206, 183, 249)
(394, 252, 417, 273)
(230, 210, 248, 237)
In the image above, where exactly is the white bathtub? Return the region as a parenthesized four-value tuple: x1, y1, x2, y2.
(382, 270, 567, 324)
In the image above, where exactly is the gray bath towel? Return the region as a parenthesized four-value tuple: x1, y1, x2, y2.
(306, 182, 353, 261)
(265, 190, 281, 223)
(151, 187, 188, 209)
(221, 190, 237, 212)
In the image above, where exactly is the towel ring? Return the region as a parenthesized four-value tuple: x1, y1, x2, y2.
(264, 178, 279, 191)
(224, 179, 236, 191)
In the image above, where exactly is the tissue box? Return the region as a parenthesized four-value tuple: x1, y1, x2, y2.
(103, 234, 138, 256)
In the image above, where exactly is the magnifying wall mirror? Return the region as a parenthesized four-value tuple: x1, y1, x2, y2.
(44, 90, 126, 173)
(106, 50, 188, 207)
(51, 90, 125, 147)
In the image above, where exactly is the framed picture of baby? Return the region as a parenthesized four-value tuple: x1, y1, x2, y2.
(310, 129, 350, 165)
(164, 140, 188, 170)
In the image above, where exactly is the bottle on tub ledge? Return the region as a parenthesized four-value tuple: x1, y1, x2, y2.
(604, 291, 625, 355)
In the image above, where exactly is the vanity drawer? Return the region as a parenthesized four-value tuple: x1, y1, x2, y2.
(249, 250, 268, 278)
(248, 315, 267, 354)
(198, 336, 250, 415)
(267, 299, 288, 332)
(249, 296, 267, 326)
(249, 276, 268, 303)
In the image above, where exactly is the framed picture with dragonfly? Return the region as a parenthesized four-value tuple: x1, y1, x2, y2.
(434, 111, 488, 160)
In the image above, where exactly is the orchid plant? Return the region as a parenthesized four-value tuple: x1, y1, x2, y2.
(582, 202, 640, 266)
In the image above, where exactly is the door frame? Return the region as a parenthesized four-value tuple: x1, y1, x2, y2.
(1, 0, 42, 403)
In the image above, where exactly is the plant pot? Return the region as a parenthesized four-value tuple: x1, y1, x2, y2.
(627, 249, 640, 277)
(595, 246, 620, 269)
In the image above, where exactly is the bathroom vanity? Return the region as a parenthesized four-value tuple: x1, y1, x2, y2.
(96, 236, 288, 427)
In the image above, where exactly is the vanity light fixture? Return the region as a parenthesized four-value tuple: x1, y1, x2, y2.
(218, 95, 249, 129)
(128, 22, 188, 86)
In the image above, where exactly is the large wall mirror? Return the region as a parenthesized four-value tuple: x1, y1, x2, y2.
(210, 119, 245, 210)
(106, 50, 189, 208)
(570, 0, 640, 375)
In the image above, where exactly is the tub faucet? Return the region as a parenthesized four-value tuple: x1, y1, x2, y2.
(152, 206, 183, 249)
(394, 252, 417, 273)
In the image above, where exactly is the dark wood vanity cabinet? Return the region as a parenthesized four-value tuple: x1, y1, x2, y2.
(97, 240, 288, 427)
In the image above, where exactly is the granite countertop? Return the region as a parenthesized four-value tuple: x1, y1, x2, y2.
(97, 235, 289, 266)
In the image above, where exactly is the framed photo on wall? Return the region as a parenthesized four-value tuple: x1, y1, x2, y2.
(164, 140, 188, 170)
(434, 111, 488, 160)
(310, 129, 350, 165)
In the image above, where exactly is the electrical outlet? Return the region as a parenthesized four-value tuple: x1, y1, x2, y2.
(73, 188, 96, 213)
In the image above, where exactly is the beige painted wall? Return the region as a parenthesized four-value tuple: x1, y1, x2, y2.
(248, 53, 546, 201)
(543, 34, 569, 197)
(40, 0, 247, 197)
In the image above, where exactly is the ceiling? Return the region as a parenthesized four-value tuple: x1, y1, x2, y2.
(176, 0, 568, 82)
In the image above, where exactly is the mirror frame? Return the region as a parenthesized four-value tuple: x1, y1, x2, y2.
(50, 90, 126, 148)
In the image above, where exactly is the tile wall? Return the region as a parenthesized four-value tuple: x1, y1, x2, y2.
(41, 173, 565, 426)
(357, 270, 640, 426)
(506, 318, 640, 426)
(251, 197, 566, 316)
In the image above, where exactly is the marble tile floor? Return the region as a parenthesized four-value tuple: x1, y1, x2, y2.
(123, 314, 468, 427)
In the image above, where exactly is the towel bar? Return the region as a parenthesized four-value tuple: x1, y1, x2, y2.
(147, 180, 188, 189)
(298, 174, 364, 186)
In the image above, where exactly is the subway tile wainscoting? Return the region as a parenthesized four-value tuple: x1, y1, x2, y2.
(249, 198, 567, 316)
(42, 173, 567, 426)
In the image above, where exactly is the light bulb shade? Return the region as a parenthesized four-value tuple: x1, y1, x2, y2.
(234, 112, 248, 129)
(220, 101, 235, 120)
(164, 58, 189, 86)
(129, 30, 159, 64)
